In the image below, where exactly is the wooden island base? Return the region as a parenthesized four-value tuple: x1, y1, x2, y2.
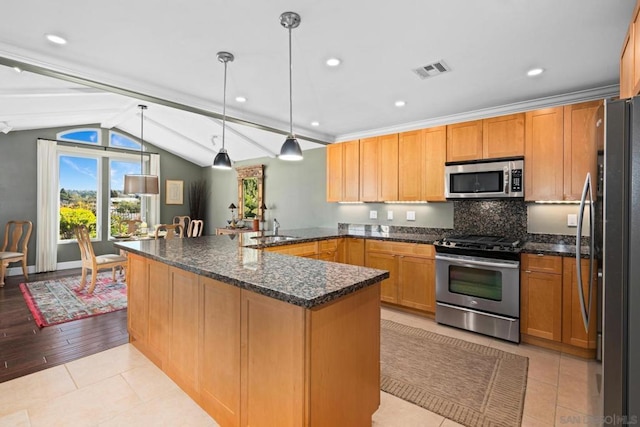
(127, 253, 381, 426)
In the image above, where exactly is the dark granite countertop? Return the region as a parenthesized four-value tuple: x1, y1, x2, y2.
(522, 242, 591, 258)
(115, 235, 389, 309)
(241, 227, 441, 249)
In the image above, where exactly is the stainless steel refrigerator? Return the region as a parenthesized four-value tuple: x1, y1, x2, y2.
(602, 96, 640, 423)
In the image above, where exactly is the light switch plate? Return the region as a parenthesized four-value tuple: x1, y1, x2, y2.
(407, 211, 416, 221)
(567, 213, 578, 227)
(369, 210, 378, 219)
(387, 211, 394, 220)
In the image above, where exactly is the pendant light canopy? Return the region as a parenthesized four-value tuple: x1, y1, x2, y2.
(212, 51, 234, 170)
(124, 105, 159, 195)
(279, 11, 303, 161)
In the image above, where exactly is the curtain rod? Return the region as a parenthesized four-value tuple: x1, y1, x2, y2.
(45, 138, 159, 156)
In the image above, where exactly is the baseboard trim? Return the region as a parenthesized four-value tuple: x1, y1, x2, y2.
(6, 260, 82, 277)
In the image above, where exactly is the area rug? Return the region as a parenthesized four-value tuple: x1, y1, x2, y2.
(381, 319, 528, 427)
(19, 272, 127, 328)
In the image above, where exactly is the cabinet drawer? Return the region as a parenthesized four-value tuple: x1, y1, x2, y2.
(318, 239, 339, 251)
(265, 241, 318, 257)
(365, 240, 434, 258)
(521, 253, 562, 274)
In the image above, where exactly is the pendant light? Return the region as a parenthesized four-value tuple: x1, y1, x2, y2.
(212, 51, 234, 169)
(124, 105, 159, 195)
(279, 11, 303, 161)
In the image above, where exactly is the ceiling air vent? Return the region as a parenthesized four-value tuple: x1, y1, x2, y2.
(413, 60, 451, 79)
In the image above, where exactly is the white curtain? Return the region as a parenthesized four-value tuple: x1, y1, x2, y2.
(148, 153, 161, 226)
(36, 139, 58, 272)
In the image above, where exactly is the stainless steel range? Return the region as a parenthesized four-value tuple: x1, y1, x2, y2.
(433, 234, 522, 343)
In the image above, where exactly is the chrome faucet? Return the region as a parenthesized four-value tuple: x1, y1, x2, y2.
(273, 218, 280, 235)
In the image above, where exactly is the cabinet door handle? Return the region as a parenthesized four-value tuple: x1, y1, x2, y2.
(525, 270, 531, 273)
(537, 253, 545, 257)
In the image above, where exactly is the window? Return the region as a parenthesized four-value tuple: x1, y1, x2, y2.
(58, 154, 100, 241)
(109, 159, 143, 236)
(57, 128, 100, 144)
(109, 131, 141, 150)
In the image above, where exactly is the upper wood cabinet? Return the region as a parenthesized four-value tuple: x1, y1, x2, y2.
(359, 134, 398, 201)
(621, 28, 635, 99)
(326, 140, 359, 202)
(482, 113, 525, 159)
(525, 107, 565, 201)
(447, 115, 524, 162)
(563, 100, 602, 201)
(398, 126, 447, 201)
(525, 101, 603, 202)
(620, 1, 640, 98)
(446, 120, 483, 162)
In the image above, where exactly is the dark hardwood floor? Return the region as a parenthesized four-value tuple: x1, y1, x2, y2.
(0, 268, 128, 383)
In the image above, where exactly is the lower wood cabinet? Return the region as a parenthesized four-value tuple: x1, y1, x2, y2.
(127, 253, 380, 426)
(365, 240, 436, 313)
(343, 237, 365, 266)
(562, 257, 598, 350)
(520, 254, 598, 357)
(264, 239, 343, 262)
(520, 254, 563, 342)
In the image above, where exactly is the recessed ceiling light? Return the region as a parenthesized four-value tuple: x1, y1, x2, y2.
(235, 96, 247, 103)
(527, 67, 544, 77)
(311, 121, 320, 127)
(326, 58, 341, 67)
(45, 34, 67, 45)
(395, 100, 406, 107)
(13, 67, 22, 73)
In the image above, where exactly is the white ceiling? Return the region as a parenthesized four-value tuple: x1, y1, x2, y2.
(0, 1, 634, 166)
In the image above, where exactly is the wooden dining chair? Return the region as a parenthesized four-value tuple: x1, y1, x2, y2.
(75, 225, 127, 293)
(154, 224, 184, 240)
(187, 220, 204, 237)
(121, 219, 142, 235)
(172, 216, 190, 235)
(0, 220, 33, 287)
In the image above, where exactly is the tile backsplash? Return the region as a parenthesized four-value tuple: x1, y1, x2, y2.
(453, 200, 528, 241)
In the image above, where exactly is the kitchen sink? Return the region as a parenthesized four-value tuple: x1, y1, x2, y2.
(250, 235, 298, 243)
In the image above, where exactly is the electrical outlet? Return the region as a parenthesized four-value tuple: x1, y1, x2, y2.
(567, 213, 578, 227)
(406, 211, 416, 221)
(369, 210, 378, 219)
(387, 211, 394, 220)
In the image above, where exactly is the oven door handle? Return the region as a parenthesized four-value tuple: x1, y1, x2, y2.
(435, 254, 519, 270)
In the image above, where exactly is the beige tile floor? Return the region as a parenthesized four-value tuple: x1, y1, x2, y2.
(0, 307, 602, 426)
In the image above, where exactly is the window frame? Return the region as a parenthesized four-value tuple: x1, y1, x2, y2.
(107, 155, 150, 239)
(56, 145, 146, 244)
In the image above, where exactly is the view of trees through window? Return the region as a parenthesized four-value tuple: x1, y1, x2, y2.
(110, 159, 142, 235)
(59, 155, 98, 240)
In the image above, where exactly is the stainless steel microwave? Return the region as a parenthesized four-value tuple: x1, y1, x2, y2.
(444, 156, 524, 199)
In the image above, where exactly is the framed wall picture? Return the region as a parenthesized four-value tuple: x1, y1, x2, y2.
(166, 180, 184, 205)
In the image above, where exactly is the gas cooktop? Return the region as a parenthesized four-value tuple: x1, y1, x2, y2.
(433, 234, 523, 260)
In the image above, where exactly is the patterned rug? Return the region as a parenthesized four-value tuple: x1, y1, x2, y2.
(381, 319, 528, 427)
(19, 272, 127, 327)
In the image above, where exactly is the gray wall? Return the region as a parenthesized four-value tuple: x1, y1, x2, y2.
(0, 125, 203, 266)
(204, 147, 454, 233)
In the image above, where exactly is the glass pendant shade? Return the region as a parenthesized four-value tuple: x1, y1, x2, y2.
(124, 174, 159, 195)
(212, 147, 232, 169)
(279, 135, 303, 161)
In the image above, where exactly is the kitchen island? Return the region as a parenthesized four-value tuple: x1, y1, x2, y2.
(115, 235, 389, 427)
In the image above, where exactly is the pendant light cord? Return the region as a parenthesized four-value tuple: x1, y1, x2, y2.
(222, 59, 228, 149)
(139, 105, 145, 173)
(288, 26, 293, 136)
